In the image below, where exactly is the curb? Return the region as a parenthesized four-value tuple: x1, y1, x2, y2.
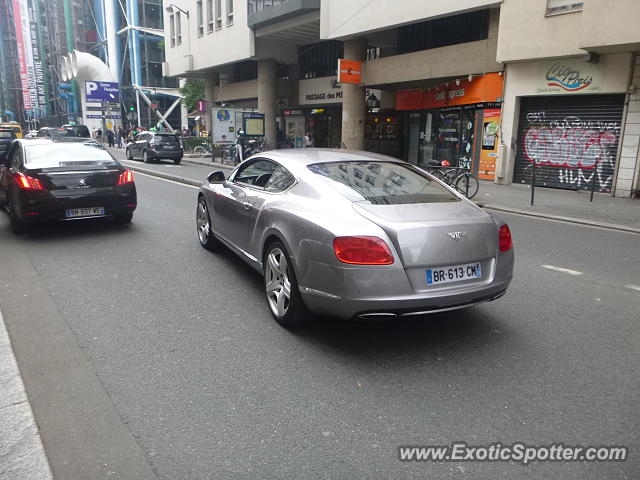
(476, 203, 640, 235)
(0, 307, 54, 480)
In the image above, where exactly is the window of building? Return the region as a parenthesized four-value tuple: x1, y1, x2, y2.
(176, 11, 182, 45)
(215, 0, 222, 29)
(207, 0, 214, 32)
(227, 0, 234, 25)
(169, 13, 175, 47)
(546, 0, 583, 15)
(397, 10, 489, 55)
(298, 41, 343, 79)
(197, 0, 204, 35)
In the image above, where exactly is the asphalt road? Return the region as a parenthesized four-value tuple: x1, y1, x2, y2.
(0, 170, 638, 479)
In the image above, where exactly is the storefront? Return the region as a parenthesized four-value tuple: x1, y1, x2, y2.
(396, 73, 504, 178)
(297, 76, 343, 148)
(500, 54, 633, 193)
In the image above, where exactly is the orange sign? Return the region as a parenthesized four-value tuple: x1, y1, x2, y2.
(338, 59, 362, 84)
(396, 72, 504, 110)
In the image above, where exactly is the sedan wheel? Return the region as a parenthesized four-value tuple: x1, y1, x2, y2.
(196, 197, 218, 250)
(126, 147, 133, 160)
(143, 151, 151, 163)
(264, 242, 310, 326)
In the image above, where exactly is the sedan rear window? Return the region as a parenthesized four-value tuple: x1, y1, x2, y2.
(25, 143, 116, 167)
(307, 161, 460, 204)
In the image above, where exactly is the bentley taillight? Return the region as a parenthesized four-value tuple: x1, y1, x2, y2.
(333, 236, 394, 265)
(499, 224, 513, 252)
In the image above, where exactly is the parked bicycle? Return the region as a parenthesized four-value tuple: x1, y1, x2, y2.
(193, 142, 213, 158)
(424, 160, 480, 199)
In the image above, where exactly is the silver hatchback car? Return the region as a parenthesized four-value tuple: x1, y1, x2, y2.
(196, 149, 514, 326)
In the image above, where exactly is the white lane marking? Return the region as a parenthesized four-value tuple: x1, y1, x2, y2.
(133, 171, 199, 189)
(541, 264, 584, 276)
(625, 284, 640, 292)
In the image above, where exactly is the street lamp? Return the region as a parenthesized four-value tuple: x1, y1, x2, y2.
(366, 93, 380, 111)
(165, 3, 189, 16)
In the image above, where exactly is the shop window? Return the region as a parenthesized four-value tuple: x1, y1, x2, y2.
(398, 10, 489, 55)
(546, 0, 583, 15)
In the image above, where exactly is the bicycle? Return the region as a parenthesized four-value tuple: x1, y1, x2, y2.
(424, 160, 480, 199)
(193, 142, 213, 158)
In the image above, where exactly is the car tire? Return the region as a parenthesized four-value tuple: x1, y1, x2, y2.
(263, 241, 311, 327)
(196, 197, 219, 251)
(114, 212, 133, 224)
(143, 151, 151, 163)
(8, 203, 27, 235)
(173, 158, 182, 165)
(126, 147, 133, 160)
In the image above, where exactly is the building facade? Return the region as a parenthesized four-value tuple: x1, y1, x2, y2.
(163, 0, 640, 197)
(497, 0, 640, 197)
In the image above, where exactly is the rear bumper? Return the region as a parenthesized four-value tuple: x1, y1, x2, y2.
(14, 188, 136, 223)
(297, 251, 514, 320)
(149, 148, 183, 159)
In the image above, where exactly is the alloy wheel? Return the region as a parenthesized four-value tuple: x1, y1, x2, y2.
(196, 199, 211, 245)
(265, 248, 291, 318)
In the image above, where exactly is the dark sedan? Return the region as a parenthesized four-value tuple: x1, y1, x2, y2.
(0, 139, 136, 234)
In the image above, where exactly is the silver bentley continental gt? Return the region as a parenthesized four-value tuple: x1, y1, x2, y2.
(196, 149, 514, 326)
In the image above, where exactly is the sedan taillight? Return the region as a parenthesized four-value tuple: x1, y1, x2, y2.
(499, 224, 513, 252)
(333, 236, 394, 265)
(117, 169, 134, 185)
(15, 172, 45, 191)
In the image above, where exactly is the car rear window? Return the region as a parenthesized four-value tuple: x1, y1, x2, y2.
(156, 134, 180, 143)
(307, 161, 460, 204)
(0, 131, 15, 139)
(25, 142, 116, 167)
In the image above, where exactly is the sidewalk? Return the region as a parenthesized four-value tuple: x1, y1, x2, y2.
(475, 181, 640, 233)
(112, 146, 640, 234)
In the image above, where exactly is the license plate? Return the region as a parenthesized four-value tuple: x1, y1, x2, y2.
(162, 145, 175, 149)
(426, 262, 481, 285)
(65, 207, 105, 218)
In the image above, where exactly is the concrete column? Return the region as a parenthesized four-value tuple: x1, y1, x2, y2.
(203, 72, 219, 135)
(258, 59, 277, 148)
(341, 38, 367, 150)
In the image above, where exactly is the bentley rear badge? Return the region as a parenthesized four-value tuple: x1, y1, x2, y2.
(447, 231, 465, 241)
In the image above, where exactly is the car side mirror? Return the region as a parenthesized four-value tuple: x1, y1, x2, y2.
(207, 171, 225, 183)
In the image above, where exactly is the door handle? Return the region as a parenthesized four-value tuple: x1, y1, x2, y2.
(242, 202, 252, 210)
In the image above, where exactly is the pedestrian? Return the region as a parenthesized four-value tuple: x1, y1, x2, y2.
(304, 131, 313, 148)
(107, 129, 115, 147)
(96, 128, 103, 143)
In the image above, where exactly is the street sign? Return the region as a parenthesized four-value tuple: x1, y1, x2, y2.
(337, 59, 362, 84)
(150, 102, 159, 110)
(85, 81, 120, 103)
(86, 114, 122, 119)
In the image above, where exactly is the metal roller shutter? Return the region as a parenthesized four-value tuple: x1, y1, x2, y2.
(513, 94, 625, 192)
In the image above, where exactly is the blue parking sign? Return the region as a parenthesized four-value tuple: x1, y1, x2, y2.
(85, 81, 119, 103)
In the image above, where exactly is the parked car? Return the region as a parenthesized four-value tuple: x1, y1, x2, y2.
(0, 128, 16, 157)
(0, 139, 136, 234)
(24, 130, 39, 139)
(0, 122, 22, 138)
(125, 132, 183, 164)
(196, 149, 514, 326)
(62, 124, 91, 138)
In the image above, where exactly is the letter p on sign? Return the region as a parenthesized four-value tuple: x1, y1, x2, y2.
(86, 81, 98, 95)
